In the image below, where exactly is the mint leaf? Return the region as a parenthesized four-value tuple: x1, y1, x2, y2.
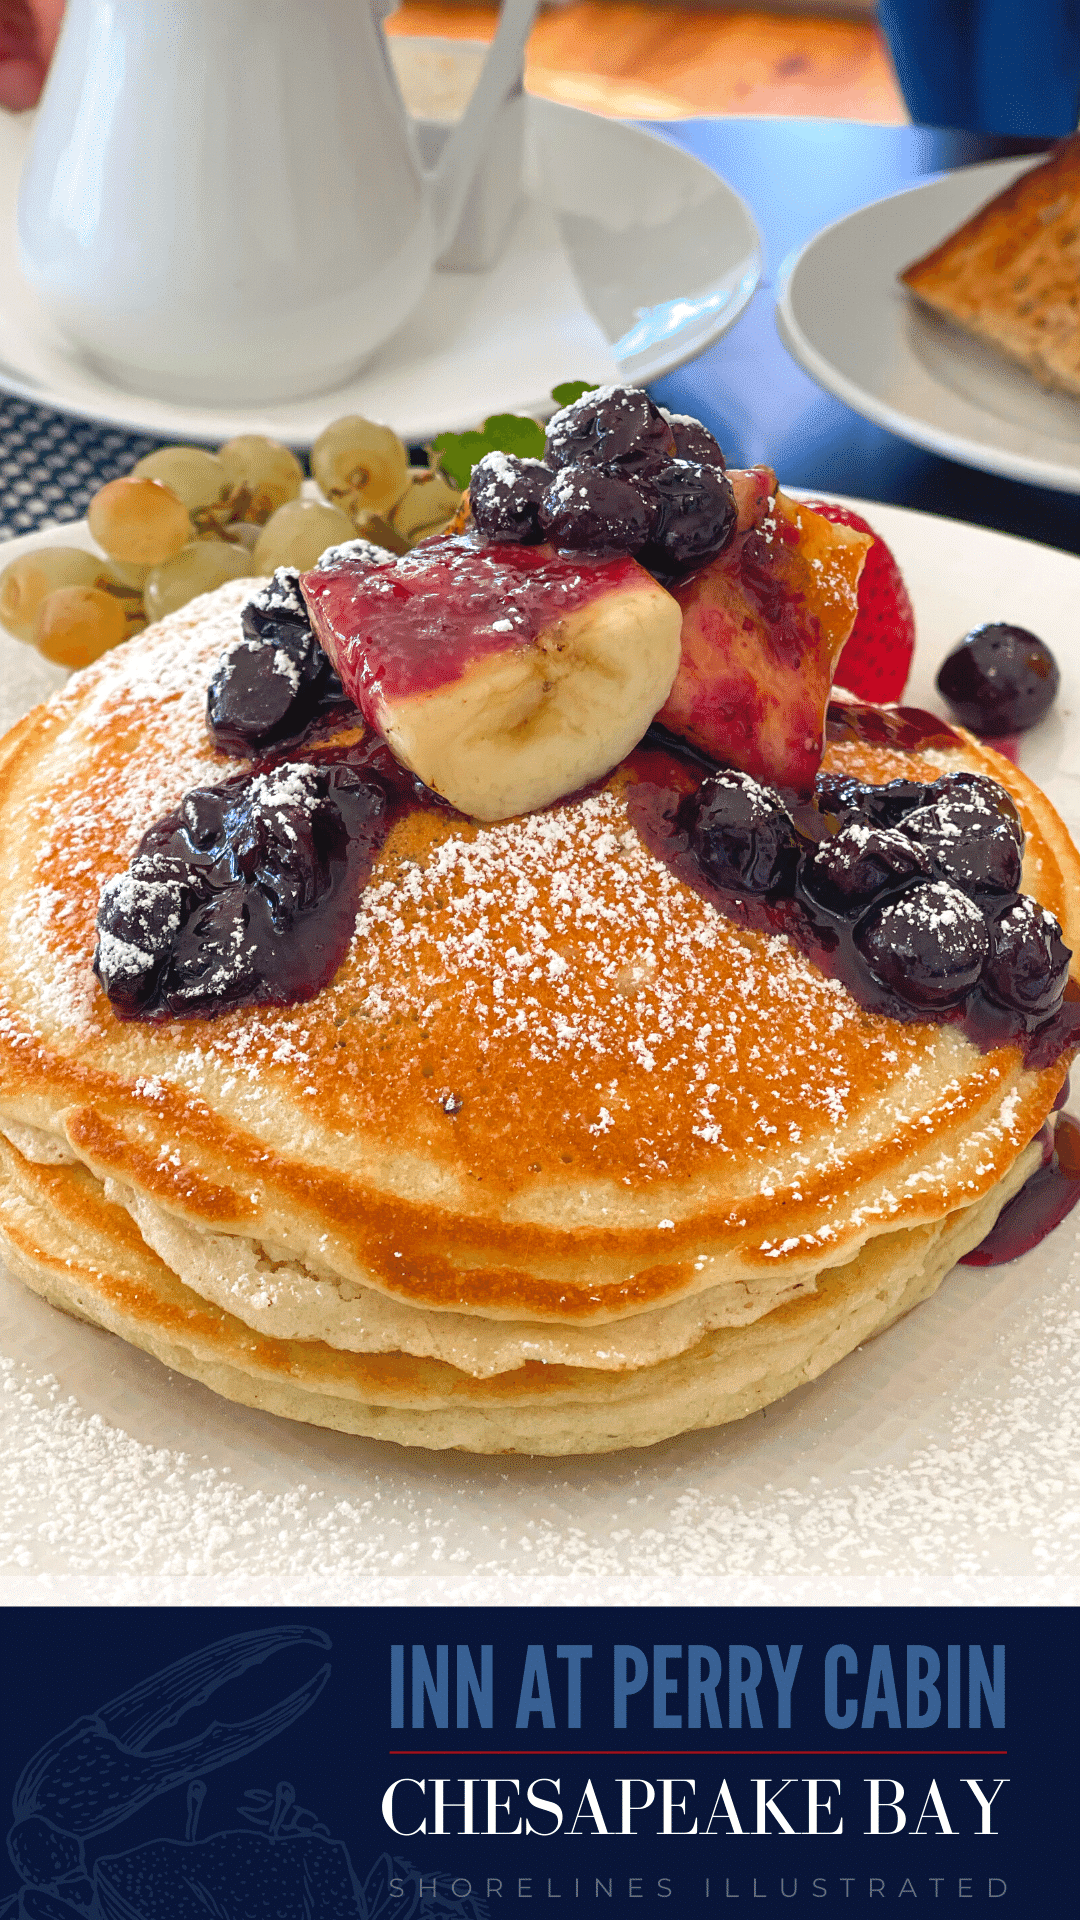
(550, 380, 598, 408)
(430, 412, 546, 490)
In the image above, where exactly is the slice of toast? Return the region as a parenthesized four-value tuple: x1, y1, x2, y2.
(900, 135, 1080, 399)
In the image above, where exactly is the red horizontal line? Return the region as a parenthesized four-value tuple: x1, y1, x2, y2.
(388, 1750, 1007, 1758)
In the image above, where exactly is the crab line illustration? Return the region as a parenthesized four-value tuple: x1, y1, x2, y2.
(3, 1627, 485, 1920)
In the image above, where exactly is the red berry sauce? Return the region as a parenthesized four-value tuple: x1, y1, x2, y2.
(961, 1111, 1080, 1265)
(301, 534, 645, 713)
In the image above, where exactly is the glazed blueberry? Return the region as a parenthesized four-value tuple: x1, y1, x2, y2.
(538, 463, 658, 554)
(813, 773, 930, 828)
(936, 623, 1060, 734)
(222, 771, 330, 923)
(983, 896, 1072, 1015)
(685, 769, 797, 893)
(643, 460, 738, 572)
(924, 770, 1024, 846)
(544, 385, 675, 475)
(469, 452, 553, 543)
(661, 411, 727, 469)
(207, 567, 348, 757)
(806, 822, 932, 907)
(857, 881, 990, 1008)
(94, 759, 393, 1019)
(901, 795, 1022, 896)
(240, 567, 310, 648)
(180, 786, 228, 852)
(94, 872, 187, 1013)
(167, 887, 263, 1009)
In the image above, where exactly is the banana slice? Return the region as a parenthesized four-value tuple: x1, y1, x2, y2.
(301, 534, 681, 821)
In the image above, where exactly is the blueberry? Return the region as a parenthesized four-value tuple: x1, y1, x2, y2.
(923, 770, 1023, 846)
(538, 463, 658, 554)
(209, 569, 347, 756)
(643, 460, 737, 572)
(983, 896, 1071, 1014)
(901, 795, 1022, 896)
(936, 623, 1060, 734)
(164, 887, 263, 1009)
(806, 823, 932, 907)
(686, 770, 797, 893)
(469, 452, 553, 543)
(180, 787, 227, 852)
(208, 639, 306, 753)
(544, 385, 675, 475)
(814, 773, 930, 828)
(240, 566, 310, 644)
(93, 872, 186, 1012)
(661, 411, 727, 468)
(222, 764, 331, 924)
(857, 881, 990, 1007)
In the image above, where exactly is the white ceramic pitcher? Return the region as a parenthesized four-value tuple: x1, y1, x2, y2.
(17, 0, 537, 405)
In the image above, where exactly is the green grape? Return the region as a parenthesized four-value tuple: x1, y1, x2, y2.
(218, 435, 304, 525)
(105, 557, 152, 590)
(132, 445, 228, 514)
(34, 586, 128, 669)
(88, 476, 191, 566)
(143, 540, 253, 623)
(390, 468, 462, 544)
(310, 415, 408, 520)
(225, 522, 262, 552)
(252, 499, 355, 573)
(0, 546, 111, 642)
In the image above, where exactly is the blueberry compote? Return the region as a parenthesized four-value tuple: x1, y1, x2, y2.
(468, 386, 738, 579)
(628, 702, 1080, 1070)
(93, 739, 430, 1020)
(206, 561, 362, 757)
(97, 553, 442, 1020)
(960, 1111, 1080, 1264)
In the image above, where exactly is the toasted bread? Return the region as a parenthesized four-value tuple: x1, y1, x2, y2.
(901, 136, 1080, 399)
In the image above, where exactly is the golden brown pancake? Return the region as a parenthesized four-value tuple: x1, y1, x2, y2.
(0, 579, 1075, 1452)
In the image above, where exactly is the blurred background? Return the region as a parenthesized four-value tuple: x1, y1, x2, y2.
(386, 0, 906, 123)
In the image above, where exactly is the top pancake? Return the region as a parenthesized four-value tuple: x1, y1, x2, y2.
(0, 579, 1076, 1334)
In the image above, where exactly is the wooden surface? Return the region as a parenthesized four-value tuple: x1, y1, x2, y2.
(388, 2, 908, 121)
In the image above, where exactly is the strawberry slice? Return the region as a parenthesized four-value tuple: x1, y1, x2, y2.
(804, 501, 915, 703)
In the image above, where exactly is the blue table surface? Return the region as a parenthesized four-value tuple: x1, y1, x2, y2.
(646, 119, 1076, 554)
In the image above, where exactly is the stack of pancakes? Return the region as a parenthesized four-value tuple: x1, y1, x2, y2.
(0, 579, 1075, 1453)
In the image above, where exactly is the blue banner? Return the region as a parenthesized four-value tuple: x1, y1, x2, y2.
(0, 1607, 1066, 1916)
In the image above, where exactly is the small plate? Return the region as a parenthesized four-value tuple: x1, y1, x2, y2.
(0, 500, 1078, 1601)
(776, 156, 1080, 493)
(0, 88, 760, 448)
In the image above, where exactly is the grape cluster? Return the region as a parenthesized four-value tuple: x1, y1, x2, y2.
(468, 386, 737, 577)
(682, 764, 1070, 1018)
(207, 564, 360, 757)
(0, 416, 463, 671)
(94, 759, 389, 1018)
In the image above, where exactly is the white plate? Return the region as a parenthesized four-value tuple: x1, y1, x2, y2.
(776, 157, 1080, 494)
(0, 92, 760, 447)
(1, 502, 1079, 1605)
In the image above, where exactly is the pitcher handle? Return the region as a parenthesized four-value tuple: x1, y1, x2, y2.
(397, 0, 539, 257)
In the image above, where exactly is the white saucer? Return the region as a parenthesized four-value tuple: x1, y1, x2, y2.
(0, 89, 760, 448)
(776, 156, 1080, 494)
(1, 499, 1078, 1600)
